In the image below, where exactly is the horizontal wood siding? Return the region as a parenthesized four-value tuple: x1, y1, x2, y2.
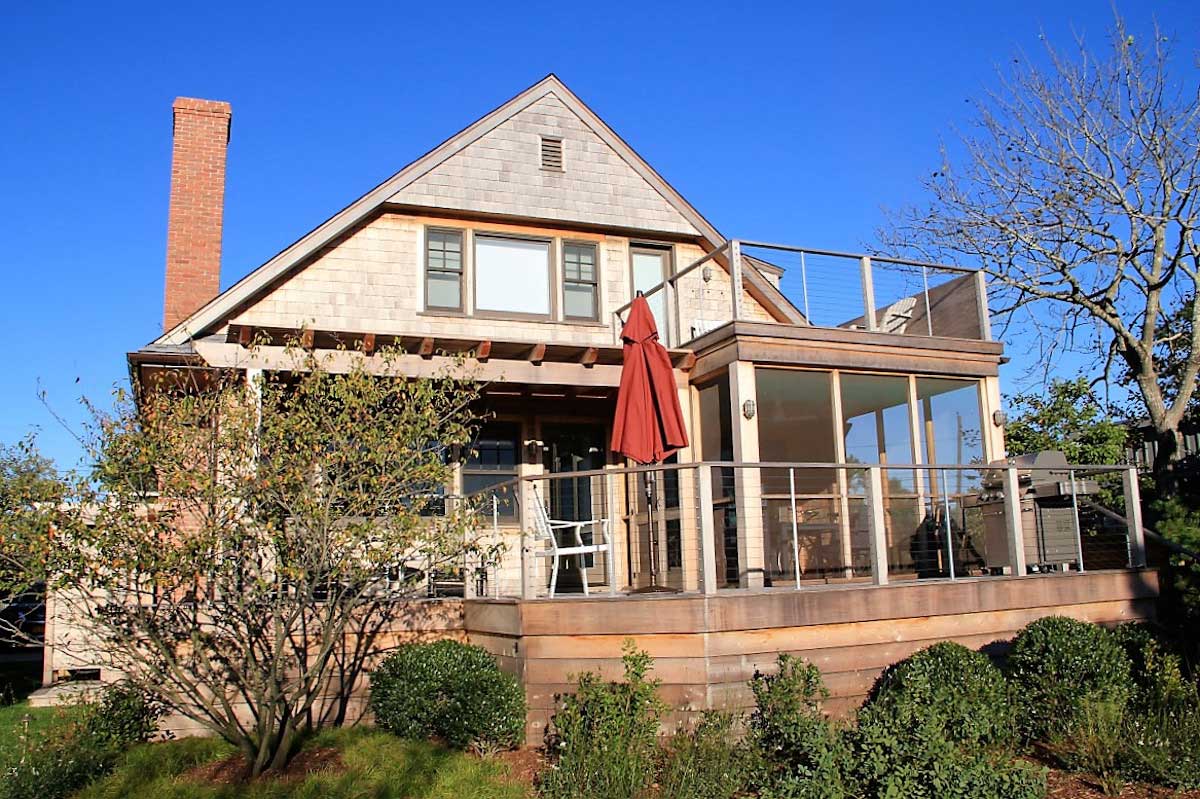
(464, 570, 1158, 745)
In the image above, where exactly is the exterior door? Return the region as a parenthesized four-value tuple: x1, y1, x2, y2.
(542, 424, 607, 592)
(630, 245, 672, 344)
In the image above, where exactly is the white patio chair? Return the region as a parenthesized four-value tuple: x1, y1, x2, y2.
(531, 484, 613, 598)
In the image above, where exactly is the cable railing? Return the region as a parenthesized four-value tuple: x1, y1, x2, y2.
(610, 240, 991, 348)
(457, 460, 1147, 600)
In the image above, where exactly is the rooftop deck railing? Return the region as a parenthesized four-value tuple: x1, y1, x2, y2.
(461, 460, 1146, 600)
(611, 240, 991, 348)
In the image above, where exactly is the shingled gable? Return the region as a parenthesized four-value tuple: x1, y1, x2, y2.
(151, 74, 800, 348)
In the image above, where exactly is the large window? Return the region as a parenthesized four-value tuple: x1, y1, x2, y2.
(755, 369, 838, 494)
(474, 235, 551, 316)
(562, 242, 599, 320)
(424, 228, 463, 311)
(463, 422, 520, 517)
(915, 378, 984, 466)
(840, 373, 915, 492)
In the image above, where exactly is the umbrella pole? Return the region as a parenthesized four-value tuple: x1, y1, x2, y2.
(645, 470, 657, 588)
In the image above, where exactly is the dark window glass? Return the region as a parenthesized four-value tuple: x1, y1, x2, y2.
(463, 422, 520, 517)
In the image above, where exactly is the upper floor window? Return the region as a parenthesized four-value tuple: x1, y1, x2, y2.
(474, 235, 552, 317)
(425, 229, 463, 310)
(562, 242, 598, 320)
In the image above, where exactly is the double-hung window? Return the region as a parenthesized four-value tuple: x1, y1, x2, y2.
(562, 242, 599, 321)
(425, 229, 463, 311)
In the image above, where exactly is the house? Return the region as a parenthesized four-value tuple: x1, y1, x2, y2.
(43, 75, 1158, 739)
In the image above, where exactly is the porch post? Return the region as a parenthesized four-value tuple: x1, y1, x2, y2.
(729, 240, 745, 322)
(728, 360, 764, 589)
(676, 384, 701, 592)
(1122, 466, 1147, 568)
(865, 466, 889, 585)
(860, 256, 878, 332)
(1002, 467, 1027, 576)
(697, 466, 718, 595)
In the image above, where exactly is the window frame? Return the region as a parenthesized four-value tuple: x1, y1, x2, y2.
(472, 232, 556, 320)
(561, 240, 600, 321)
(423, 226, 465, 313)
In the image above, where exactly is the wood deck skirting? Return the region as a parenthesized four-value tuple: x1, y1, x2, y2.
(463, 570, 1159, 744)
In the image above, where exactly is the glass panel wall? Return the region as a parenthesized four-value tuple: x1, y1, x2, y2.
(755, 369, 842, 585)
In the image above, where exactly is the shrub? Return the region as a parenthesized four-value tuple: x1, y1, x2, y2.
(1005, 616, 1133, 741)
(748, 655, 855, 799)
(1121, 701, 1200, 789)
(1, 682, 164, 799)
(658, 711, 757, 799)
(369, 639, 525, 751)
(1049, 698, 1125, 797)
(1109, 623, 1193, 710)
(864, 641, 1015, 747)
(539, 642, 665, 799)
(851, 703, 1047, 799)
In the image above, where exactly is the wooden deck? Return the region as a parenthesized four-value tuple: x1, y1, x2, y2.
(464, 569, 1160, 744)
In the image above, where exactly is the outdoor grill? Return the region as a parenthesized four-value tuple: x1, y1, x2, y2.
(975, 451, 1099, 573)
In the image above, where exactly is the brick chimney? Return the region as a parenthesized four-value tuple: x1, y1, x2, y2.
(163, 97, 231, 332)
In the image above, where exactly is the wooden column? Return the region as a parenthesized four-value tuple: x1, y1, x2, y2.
(729, 240, 745, 322)
(1123, 467, 1146, 568)
(865, 466, 889, 585)
(728, 360, 764, 588)
(1002, 467, 1027, 576)
(697, 466, 718, 595)
(860, 256, 877, 332)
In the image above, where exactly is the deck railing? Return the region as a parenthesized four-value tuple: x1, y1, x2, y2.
(462, 460, 1146, 600)
(611, 241, 991, 348)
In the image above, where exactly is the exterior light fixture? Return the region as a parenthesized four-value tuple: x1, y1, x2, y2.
(992, 410, 1007, 427)
(742, 399, 757, 420)
(702, 265, 713, 283)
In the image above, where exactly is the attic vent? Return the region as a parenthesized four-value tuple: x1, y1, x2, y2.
(540, 136, 563, 171)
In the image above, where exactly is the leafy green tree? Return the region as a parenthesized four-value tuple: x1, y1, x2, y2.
(0, 435, 64, 645)
(1005, 378, 1128, 465)
(12, 344, 490, 778)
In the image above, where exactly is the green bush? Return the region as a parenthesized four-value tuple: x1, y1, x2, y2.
(1, 682, 164, 799)
(851, 701, 1047, 799)
(1048, 698, 1125, 797)
(369, 639, 525, 751)
(748, 655, 855, 799)
(1121, 701, 1200, 789)
(1109, 623, 1193, 710)
(658, 711, 757, 799)
(1006, 616, 1133, 741)
(864, 641, 1015, 747)
(539, 642, 665, 799)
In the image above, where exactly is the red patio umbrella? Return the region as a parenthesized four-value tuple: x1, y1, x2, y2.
(611, 295, 689, 463)
(611, 294, 689, 590)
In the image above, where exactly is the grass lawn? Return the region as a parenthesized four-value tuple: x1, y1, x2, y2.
(77, 727, 531, 799)
(0, 701, 72, 763)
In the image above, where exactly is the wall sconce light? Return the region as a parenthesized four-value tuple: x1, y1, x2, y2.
(702, 265, 713, 283)
(742, 399, 757, 420)
(992, 410, 1007, 428)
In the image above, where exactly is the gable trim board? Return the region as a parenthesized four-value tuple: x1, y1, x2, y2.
(152, 74, 802, 349)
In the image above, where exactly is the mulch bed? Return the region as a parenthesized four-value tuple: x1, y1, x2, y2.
(184, 746, 345, 785)
(1046, 767, 1199, 798)
(490, 747, 544, 793)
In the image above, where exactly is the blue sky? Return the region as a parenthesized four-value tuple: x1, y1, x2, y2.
(2, 0, 1197, 470)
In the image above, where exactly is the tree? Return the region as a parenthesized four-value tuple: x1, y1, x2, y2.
(1005, 377, 1128, 465)
(21, 345, 490, 777)
(882, 15, 1200, 485)
(0, 435, 63, 646)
